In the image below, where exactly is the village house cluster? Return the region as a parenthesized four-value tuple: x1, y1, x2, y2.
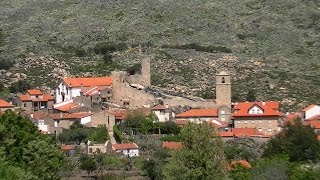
(1, 57, 320, 156)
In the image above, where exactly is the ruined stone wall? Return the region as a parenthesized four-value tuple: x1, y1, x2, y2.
(163, 98, 217, 108)
(111, 71, 156, 108)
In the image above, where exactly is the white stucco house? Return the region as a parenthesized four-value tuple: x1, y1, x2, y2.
(303, 104, 320, 120)
(55, 77, 112, 103)
(111, 143, 139, 157)
(151, 104, 174, 122)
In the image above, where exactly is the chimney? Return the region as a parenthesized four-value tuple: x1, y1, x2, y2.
(262, 101, 265, 106)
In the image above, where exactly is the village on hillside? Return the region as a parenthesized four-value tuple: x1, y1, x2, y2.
(1, 57, 320, 178)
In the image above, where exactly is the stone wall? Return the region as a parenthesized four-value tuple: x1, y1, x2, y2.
(234, 116, 281, 135)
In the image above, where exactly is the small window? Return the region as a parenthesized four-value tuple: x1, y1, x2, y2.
(245, 121, 248, 124)
(259, 120, 262, 124)
(39, 120, 45, 125)
(58, 87, 60, 95)
(268, 120, 272, 123)
(107, 91, 111, 94)
(222, 77, 225, 83)
(268, 128, 272, 132)
(24, 103, 27, 107)
(36, 95, 38, 98)
(259, 128, 262, 132)
(96, 97, 99, 101)
(221, 110, 225, 115)
(252, 120, 255, 124)
(160, 110, 165, 115)
(66, 87, 69, 95)
(237, 121, 241, 124)
(108, 116, 110, 125)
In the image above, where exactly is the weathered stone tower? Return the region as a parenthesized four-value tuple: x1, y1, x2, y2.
(216, 71, 231, 108)
(141, 57, 151, 87)
(111, 71, 127, 105)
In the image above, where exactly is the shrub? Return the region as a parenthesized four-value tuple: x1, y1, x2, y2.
(113, 125, 124, 143)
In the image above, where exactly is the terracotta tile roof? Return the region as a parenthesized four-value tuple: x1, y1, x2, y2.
(113, 110, 126, 120)
(218, 131, 234, 137)
(162, 142, 183, 150)
(81, 86, 100, 96)
(112, 143, 138, 150)
(27, 89, 43, 95)
(151, 104, 167, 110)
(306, 120, 320, 129)
(63, 77, 112, 88)
(61, 145, 75, 151)
(175, 120, 189, 126)
(50, 112, 92, 120)
(18, 94, 54, 102)
(303, 104, 318, 112)
(24, 111, 47, 120)
(54, 102, 82, 112)
(232, 128, 259, 137)
(233, 101, 281, 117)
(176, 108, 218, 118)
(0, 99, 14, 108)
(209, 119, 229, 128)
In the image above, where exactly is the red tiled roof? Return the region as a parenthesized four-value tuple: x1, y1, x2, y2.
(218, 131, 234, 137)
(0, 99, 14, 108)
(233, 101, 281, 117)
(303, 104, 317, 112)
(113, 111, 126, 120)
(306, 120, 320, 129)
(151, 104, 167, 110)
(162, 142, 183, 150)
(54, 102, 82, 112)
(27, 89, 43, 95)
(176, 108, 218, 118)
(50, 112, 91, 120)
(81, 86, 100, 96)
(209, 119, 229, 128)
(24, 111, 47, 120)
(232, 128, 258, 137)
(112, 143, 138, 150)
(18, 94, 54, 102)
(175, 120, 189, 126)
(61, 145, 75, 151)
(63, 77, 112, 88)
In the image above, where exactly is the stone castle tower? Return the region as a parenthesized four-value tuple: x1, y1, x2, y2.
(216, 71, 231, 108)
(141, 57, 151, 87)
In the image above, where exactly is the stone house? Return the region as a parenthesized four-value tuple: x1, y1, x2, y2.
(87, 110, 116, 132)
(302, 104, 320, 120)
(50, 112, 92, 130)
(55, 77, 112, 103)
(16, 89, 54, 111)
(151, 104, 174, 122)
(21, 111, 56, 134)
(232, 101, 282, 135)
(0, 99, 14, 112)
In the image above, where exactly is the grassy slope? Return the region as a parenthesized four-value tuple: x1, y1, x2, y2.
(0, 0, 320, 110)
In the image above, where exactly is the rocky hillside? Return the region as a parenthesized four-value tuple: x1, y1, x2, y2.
(0, 0, 320, 111)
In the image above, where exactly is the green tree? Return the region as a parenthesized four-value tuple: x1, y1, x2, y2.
(80, 155, 97, 177)
(246, 89, 256, 102)
(0, 110, 65, 179)
(9, 80, 30, 93)
(263, 119, 320, 162)
(144, 148, 171, 180)
(163, 123, 227, 179)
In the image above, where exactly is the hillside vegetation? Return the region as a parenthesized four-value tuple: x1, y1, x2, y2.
(0, 0, 320, 110)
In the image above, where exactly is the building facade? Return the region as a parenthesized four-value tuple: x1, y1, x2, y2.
(232, 101, 282, 135)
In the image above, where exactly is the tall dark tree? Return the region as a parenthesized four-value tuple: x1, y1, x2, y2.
(246, 89, 256, 102)
(263, 119, 320, 162)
